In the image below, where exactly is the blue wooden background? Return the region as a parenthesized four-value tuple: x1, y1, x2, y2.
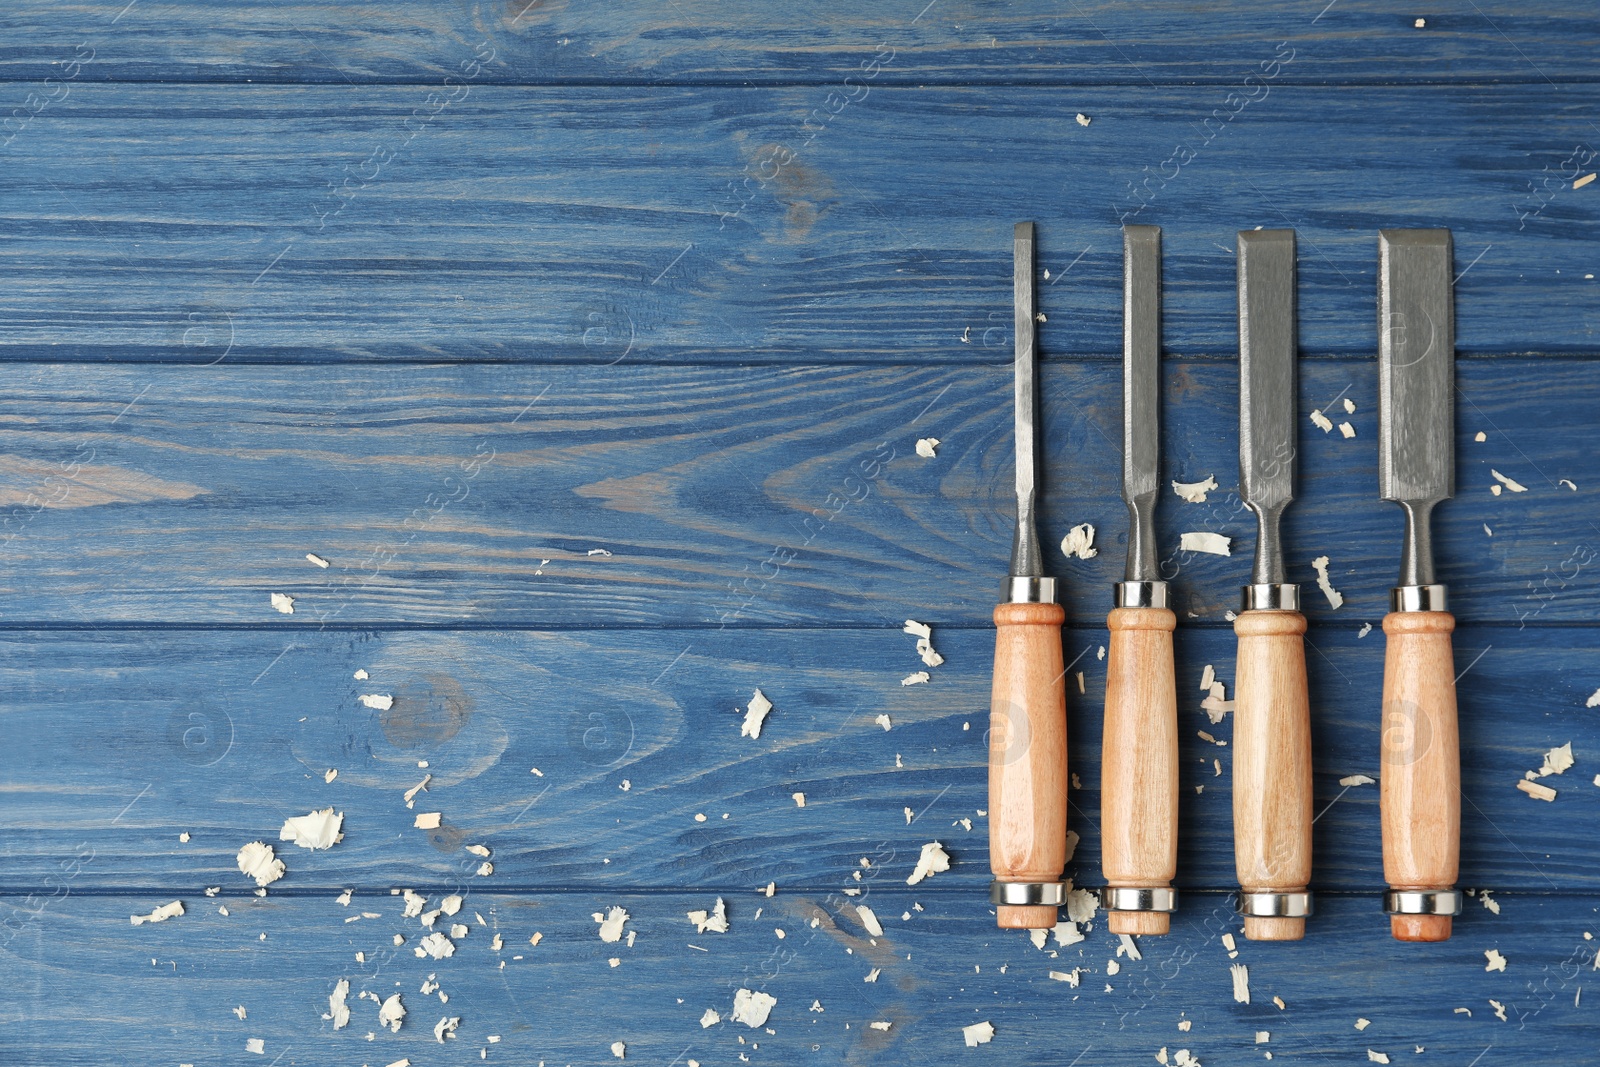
(2, 2, 1598, 1064)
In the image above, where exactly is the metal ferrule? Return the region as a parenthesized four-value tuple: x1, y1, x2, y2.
(1100, 886, 1178, 913)
(1384, 889, 1462, 916)
(1114, 580, 1168, 609)
(1240, 583, 1299, 612)
(1236, 890, 1313, 918)
(989, 880, 1067, 907)
(1002, 575, 1059, 604)
(1390, 584, 1448, 613)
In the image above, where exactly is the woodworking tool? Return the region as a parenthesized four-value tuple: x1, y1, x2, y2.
(988, 221, 1069, 930)
(1377, 228, 1462, 943)
(1232, 228, 1315, 941)
(1099, 224, 1179, 935)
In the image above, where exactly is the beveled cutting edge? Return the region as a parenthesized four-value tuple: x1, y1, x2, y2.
(1121, 224, 1161, 590)
(1379, 229, 1455, 601)
(1237, 229, 1299, 603)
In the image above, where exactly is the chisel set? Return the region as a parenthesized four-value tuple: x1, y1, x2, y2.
(986, 223, 1461, 943)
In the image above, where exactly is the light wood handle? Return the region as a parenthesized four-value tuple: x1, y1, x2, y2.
(1232, 610, 1314, 941)
(1380, 610, 1461, 943)
(1100, 606, 1179, 935)
(988, 600, 1068, 929)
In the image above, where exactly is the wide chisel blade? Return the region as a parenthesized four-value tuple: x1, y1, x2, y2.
(1237, 229, 1297, 586)
(1121, 225, 1161, 583)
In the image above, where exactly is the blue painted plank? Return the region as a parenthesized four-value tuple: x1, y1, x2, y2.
(1, 889, 1595, 1065)
(1, 1, 1597, 85)
(0, 86, 1597, 362)
(1, 624, 1594, 891)
(0, 361, 1589, 625)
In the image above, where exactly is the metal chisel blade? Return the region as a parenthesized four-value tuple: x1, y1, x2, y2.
(1237, 229, 1297, 585)
(1378, 229, 1455, 507)
(1009, 221, 1044, 578)
(1122, 224, 1161, 583)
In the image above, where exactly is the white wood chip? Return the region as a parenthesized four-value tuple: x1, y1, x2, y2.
(700, 1008, 721, 1028)
(1310, 555, 1344, 609)
(1172, 475, 1218, 504)
(864, 968, 881, 982)
(1355, 1017, 1370, 1030)
(378, 993, 406, 1033)
(246, 1038, 265, 1054)
(731, 988, 777, 1028)
(1230, 963, 1250, 1004)
(1485, 948, 1507, 972)
(1117, 933, 1142, 960)
(1490, 469, 1528, 493)
(1310, 409, 1334, 432)
(1358, 622, 1372, 638)
(875, 714, 893, 731)
(1517, 779, 1558, 801)
(414, 812, 442, 829)
(856, 904, 884, 937)
(907, 841, 951, 885)
(1537, 741, 1575, 777)
(1049, 969, 1082, 987)
(611, 1041, 626, 1059)
(1060, 523, 1098, 560)
(1199, 664, 1215, 691)
(236, 842, 285, 887)
(1179, 532, 1231, 556)
(1339, 774, 1376, 787)
(1367, 1052, 1390, 1064)
(1106, 959, 1121, 976)
(466, 844, 491, 858)
(1344, 398, 1357, 414)
(1480, 890, 1501, 915)
(915, 437, 940, 458)
(279, 808, 344, 850)
(871, 1020, 892, 1031)
(741, 689, 773, 738)
(596, 906, 629, 942)
(358, 693, 393, 710)
(404, 775, 432, 804)
(130, 900, 184, 925)
(417, 932, 455, 960)
(434, 1016, 460, 1043)
(961, 1021, 995, 1047)
(1491, 999, 1507, 1021)
(1076, 112, 1091, 126)
(269, 593, 294, 615)
(1577, 172, 1598, 189)
(1587, 688, 1600, 708)
(325, 979, 350, 1030)
(306, 553, 329, 568)
(901, 671, 930, 686)
(792, 792, 806, 807)
(1338, 421, 1356, 439)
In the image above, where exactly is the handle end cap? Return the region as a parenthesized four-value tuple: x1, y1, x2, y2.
(1243, 916, 1305, 941)
(996, 904, 1058, 929)
(1391, 914, 1453, 942)
(1108, 911, 1171, 935)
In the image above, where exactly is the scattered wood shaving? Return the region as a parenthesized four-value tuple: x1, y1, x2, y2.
(1075, 112, 1091, 126)
(1201, 681, 1233, 723)
(1076, 671, 1085, 694)
(741, 689, 773, 738)
(1116, 933, 1142, 961)
(1221, 933, 1236, 952)
(1172, 475, 1218, 504)
(246, 1038, 265, 1054)
(792, 792, 806, 807)
(1311, 409, 1334, 433)
(323, 768, 337, 783)
(903, 620, 945, 666)
(236, 842, 285, 888)
(871, 1020, 892, 1031)
(1310, 555, 1344, 609)
(325, 979, 350, 1030)
(1480, 890, 1501, 915)
(1060, 523, 1098, 560)
(1179, 532, 1231, 556)
(1339, 774, 1376, 787)
(1518, 779, 1558, 802)
(404, 776, 432, 805)
(269, 593, 294, 615)
(1474, 432, 1486, 443)
(1355, 1018, 1370, 1030)
(1367, 1052, 1390, 1065)
(962, 1021, 995, 1047)
(1065, 887, 1097, 925)
(306, 553, 329, 568)
(1358, 622, 1372, 638)
(416, 932, 455, 960)
(611, 1041, 626, 1059)
(687, 898, 729, 934)
(864, 968, 881, 982)
(596, 906, 629, 942)
(1273, 997, 1286, 1010)
(279, 808, 344, 850)
(1200, 664, 1215, 691)
(414, 812, 442, 830)
(1230, 963, 1250, 1004)
(466, 844, 490, 858)
(1576, 173, 1597, 189)
(358, 693, 393, 710)
(130, 900, 184, 925)
(700, 1008, 721, 1028)
(901, 671, 930, 686)
(434, 1016, 460, 1043)
(1338, 421, 1356, 439)
(1454, 1007, 1471, 1016)
(1256, 1031, 1270, 1044)
(1344, 399, 1357, 414)
(1485, 949, 1507, 972)
(875, 714, 893, 731)
(1560, 479, 1578, 491)
(915, 437, 940, 458)
(1490, 469, 1528, 493)
(1537, 741, 1575, 777)
(1490, 999, 1507, 1021)
(1106, 959, 1121, 976)
(378, 994, 405, 1033)
(1588, 688, 1600, 708)
(857, 904, 884, 937)
(731, 988, 777, 1028)
(907, 841, 951, 885)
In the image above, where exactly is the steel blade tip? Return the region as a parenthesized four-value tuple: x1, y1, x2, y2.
(1378, 228, 1455, 505)
(1236, 227, 1298, 515)
(1015, 221, 1034, 242)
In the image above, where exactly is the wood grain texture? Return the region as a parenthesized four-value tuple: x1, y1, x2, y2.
(0, 360, 1587, 625)
(1, 622, 1595, 893)
(1100, 606, 1178, 936)
(2, 889, 1596, 1066)
(1, 2, 1596, 84)
(989, 601, 1068, 929)
(0, 86, 1596, 362)
(1381, 611, 1463, 943)
(1232, 610, 1315, 941)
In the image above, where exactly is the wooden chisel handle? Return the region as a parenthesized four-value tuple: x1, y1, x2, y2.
(988, 601, 1068, 929)
(1100, 606, 1178, 934)
(1380, 610, 1460, 942)
(1232, 609, 1314, 941)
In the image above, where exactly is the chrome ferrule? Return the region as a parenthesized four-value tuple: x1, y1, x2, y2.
(1384, 889, 1462, 916)
(1390, 584, 1448, 613)
(1100, 886, 1178, 913)
(989, 880, 1067, 907)
(1236, 890, 1313, 918)
(1240, 583, 1300, 612)
(1114, 580, 1168, 609)
(1002, 575, 1059, 604)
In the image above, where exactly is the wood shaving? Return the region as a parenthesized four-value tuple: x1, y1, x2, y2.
(1199, 664, 1215, 691)
(246, 1038, 265, 1054)
(1537, 741, 1575, 777)
(306, 553, 329, 568)
(1367, 1053, 1390, 1065)
(434, 1016, 460, 1043)
(915, 437, 940, 458)
(907, 841, 951, 885)
(1049, 969, 1082, 987)
(1221, 933, 1236, 951)
(1230, 963, 1250, 1004)
(740, 689, 773, 738)
(1355, 1018, 1370, 1030)
(687, 898, 729, 934)
(358, 693, 393, 710)
(961, 1021, 995, 1047)
(903, 620, 945, 667)
(1172, 475, 1218, 504)
(323, 768, 337, 783)
(416, 932, 455, 959)
(269, 593, 294, 615)
(700, 1008, 721, 1028)
(1358, 623, 1372, 638)
(466, 844, 491, 858)
(130, 900, 184, 925)
(1310, 555, 1344, 609)
(1576, 173, 1597, 189)
(1490, 469, 1528, 493)
(875, 714, 893, 731)
(864, 968, 881, 982)
(596, 906, 630, 942)
(325, 979, 350, 1030)
(792, 792, 806, 807)
(279, 808, 344, 850)
(901, 671, 930, 686)
(1106, 959, 1121, 976)
(234, 1005, 247, 1020)
(1560, 479, 1578, 490)
(1117, 933, 1142, 960)
(1338, 421, 1356, 439)
(1310, 409, 1334, 432)
(1256, 1031, 1270, 1044)
(611, 1041, 626, 1059)
(1179, 532, 1231, 556)
(1344, 399, 1357, 414)
(870, 1021, 892, 1031)
(1490, 999, 1507, 1021)
(856, 904, 884, 937)
(1339, 774, 1376, 787)
(1075, 112, 1091, 126)
(404, 775, 432, 805)
(414, 812, 442, 829)
(236, 842, 285, 887)
(1474, 432, 1486, 442)
(1517, 779, 1558, 801)
(378, 993, 405, 1033)
(1480, 889, 1501, 915)
(1200, 681, 1233, 723)
(731, 988, 777, 1028)
(1060, 523, 1098, 560)
(1485, 948, 1508, 971)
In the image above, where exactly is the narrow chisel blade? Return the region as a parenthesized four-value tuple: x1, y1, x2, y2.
(1378, 229, 1455, 507)
(1122, 225, 1161, 583)
(1009, 221, 1044, 578)
(1237, 229, 1297, 586)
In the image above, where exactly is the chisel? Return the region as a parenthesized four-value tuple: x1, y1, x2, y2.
(1232, 229, 1315, 941)
(1099, 224, 1179, 935)
(988, 221, 1069, 930)
(1377, 228, 1462, 942)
